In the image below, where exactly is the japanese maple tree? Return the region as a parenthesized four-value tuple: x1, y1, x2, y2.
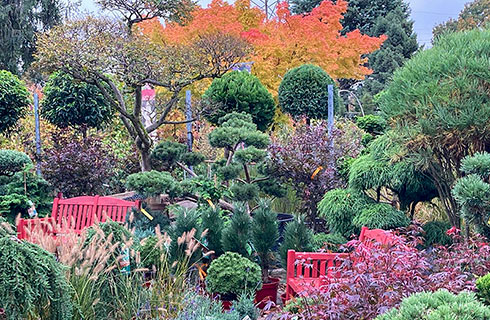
(159, 0, 386, 94)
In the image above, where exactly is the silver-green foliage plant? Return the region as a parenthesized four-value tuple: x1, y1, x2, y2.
(376, 289, 490, 320)
(206, 252, 262, 297)
(0, 237, 73, 320)
(452, 152, 490, 237)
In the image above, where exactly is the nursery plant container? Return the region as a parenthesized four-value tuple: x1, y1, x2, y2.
(213, 293, 236, 311)
(255, 277, 280, 308)
(274, 213, 294, 250)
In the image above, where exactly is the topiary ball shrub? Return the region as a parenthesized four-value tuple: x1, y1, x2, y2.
(375, 289, 490, 320)
(422, 221, 452, 247)
(126, 170, 182, 198)
(353, 203, 410, 230)
(477, 273, 490, 306)
(278, 64, 341, 120)
(204, 71, 275, 131)
(0, 236, 73, 320)
(41, 71, 112, 130)
(312, 232, 347, 251)
(318, 188, 372, 238)
(206, 252, 262, 298)
(0, 150, 32, 176)
(0, 70, 30, 135)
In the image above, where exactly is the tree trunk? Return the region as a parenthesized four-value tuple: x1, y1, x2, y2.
(140, 147, 152, 172)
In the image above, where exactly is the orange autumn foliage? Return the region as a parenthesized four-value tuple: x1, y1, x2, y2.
(138, 0, 386, 95)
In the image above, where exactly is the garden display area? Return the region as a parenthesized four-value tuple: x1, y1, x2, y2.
(0, 0, 489, 319)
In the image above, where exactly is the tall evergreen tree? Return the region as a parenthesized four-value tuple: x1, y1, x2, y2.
(0, 0, 61, 75)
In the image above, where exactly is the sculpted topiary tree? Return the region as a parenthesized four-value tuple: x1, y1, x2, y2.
(0, 70, 30, 134)
(41, 72, 113, 134)
(278, 64, 341, 120)
(204, 70, 275, 131)
(34, 0, 249, 171)
(379, 29, 490, 227)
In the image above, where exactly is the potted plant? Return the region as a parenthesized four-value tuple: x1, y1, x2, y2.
(206, 252, 262, 310)
(251, 200, 280, 308)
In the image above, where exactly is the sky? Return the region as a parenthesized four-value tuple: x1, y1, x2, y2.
(80, 0, 470, 46)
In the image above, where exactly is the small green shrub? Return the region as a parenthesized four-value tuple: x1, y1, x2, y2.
(151, 140, 187, 171)
(234, 293, 259, 320)
(352, 203, 410, 230)
(422, 221, 452, 247)
(138, 236, 166, 269)
(221, 203, 252, 257)
(477, 273, 490, 306)
(230, 183, 259, 202)
(376, 289, 490, 320)
(355, 115, 387, 136)
(312, 232, 347, 251)
(126, 170, 182, 198)
(318, 188, 372, 237)
(169, 206, 201, 263)
(0, 149, 32, 176)
(86, 220, 132, 245)
(279, 214, 314, 267)
(206, 252, 262, 296)
(251, 200, 279, 281)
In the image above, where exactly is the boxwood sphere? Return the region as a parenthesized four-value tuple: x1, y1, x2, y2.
(279, 64, 340, 120)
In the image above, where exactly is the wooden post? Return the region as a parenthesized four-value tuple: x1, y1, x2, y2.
(34, 92, 42, 176)
(327, 84, 334, 139)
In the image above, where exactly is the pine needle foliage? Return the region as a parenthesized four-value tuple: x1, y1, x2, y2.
(0, 236, 73, 320)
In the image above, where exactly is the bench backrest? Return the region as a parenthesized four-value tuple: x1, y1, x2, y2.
(288, 227, 397, 280)
(287, 251, 349, 279)
(359, 226, 396, 246)
(52, 196, 140, 232)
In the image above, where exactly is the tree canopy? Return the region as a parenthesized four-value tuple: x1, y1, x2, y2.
(157, 0, 386, 95)
(278, 64, 341, 120)
(34, 0, 249, 171)
(0, 0, 61, 75)
(41, 72, 113, 131)
(433, 0, 490, 42)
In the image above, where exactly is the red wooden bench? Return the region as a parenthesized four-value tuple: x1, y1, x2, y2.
(17, 195, 141, 240)
(285, 227, 398, 300)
